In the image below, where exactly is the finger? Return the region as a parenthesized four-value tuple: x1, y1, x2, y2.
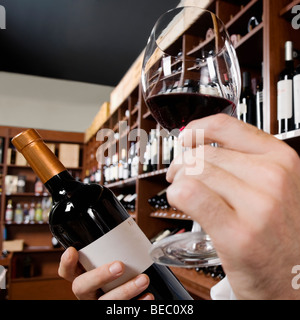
(99, 274, 151, 300)
(166, 149, 262, 219)
(167, 145, 289, 195)
(167, 176, 235, 239)
(58, 247, 84, 282)
(179, 114, 285, 154)
(72, 261, 125, 300)
(138, 293, 155, 300)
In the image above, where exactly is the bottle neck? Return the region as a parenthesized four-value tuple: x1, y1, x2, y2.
(15, 137, 66, 184)
(44, 170, 79, 203)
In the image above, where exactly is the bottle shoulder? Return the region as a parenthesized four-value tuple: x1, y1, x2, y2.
(49, 183, 104, 223)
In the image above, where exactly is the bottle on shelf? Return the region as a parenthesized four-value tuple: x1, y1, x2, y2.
(118, 148, 126, 180)
(127, 142, 134, 178)
(148, 189, 169, 211)
(34, 178, 44, 195)
(277, 41, 295, 133)
(239, 71, 257, 126)
(294, 62, 300, 129)
(150, 129, 158, 171)
(168, 135, 174, 163)
(95, 163, 102, 184)
(131, 143, 139, 178)
(17, 175, 26, 193)
(29, 202, 36, 223)
(142, 142, 151, 173)
(162, 136, 170, 167)
(256, 62, 264, 131)
(126, 193, 137, 213)
(42, 197, 52, 223)
(5, 199, 13, 224)
(12, 128, 192, 300)
(103, 157, 110, 184)
(112, 153, 119, 182)
(35, 202, 43, 223)
(23, 203, 30, 224)
(14, 203, 24, 224)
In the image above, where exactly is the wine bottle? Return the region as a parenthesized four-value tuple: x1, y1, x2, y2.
(12, 129, 192, 300)
(294, 63, 300, 129)
(277, 41, 295, 133)
(29, 202, 36, 223)
(5, 199, 13, 224)
(14, 203, 24, 224)
(150, 129, 158, 171)
(240, 71, 257, 126)
(256, 62, 264, 130)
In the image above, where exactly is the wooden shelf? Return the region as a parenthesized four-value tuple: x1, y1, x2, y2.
(150, 208, 191, 221)
(139, 168, 168, 179)
(105, 176, 136, 189)
(16, 246, 63, 253)
(170, 267, 219, 300)
(225, 0, 262, 30)
(5, 192, 50, 197)
(5, 222, 49, 226)
(280, 0, 300, 19)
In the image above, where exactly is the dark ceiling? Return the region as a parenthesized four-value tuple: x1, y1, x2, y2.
(0, 0, 180, 87)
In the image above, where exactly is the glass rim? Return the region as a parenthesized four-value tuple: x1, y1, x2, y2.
(151, 6, 230, 60)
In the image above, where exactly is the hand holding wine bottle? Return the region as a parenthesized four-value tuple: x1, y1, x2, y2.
(12, 129, 192, 300)
(58, 247, 153, 300)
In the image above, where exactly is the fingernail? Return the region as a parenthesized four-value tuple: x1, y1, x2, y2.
(109, 262, 123, 276)
(135, 275, 148, 288)
(141, 293, 154, 300)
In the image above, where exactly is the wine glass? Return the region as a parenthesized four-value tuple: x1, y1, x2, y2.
(141, 6, 241, 267)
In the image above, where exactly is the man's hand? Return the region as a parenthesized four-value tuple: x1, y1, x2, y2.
(166, 114, 300, 300)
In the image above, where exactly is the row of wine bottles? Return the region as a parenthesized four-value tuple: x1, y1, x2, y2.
(148, 189, 170, 211)
(195, 265, 225, 281)
(238, 40, 300, 134)
(5, 198, 52, 224)
(84, 133, 183, 185)
(277, 41, 300, 133)
(238, 67, 264, 130)
(116, 193, 136, 213)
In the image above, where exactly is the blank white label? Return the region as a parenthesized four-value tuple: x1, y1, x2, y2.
(78, 217, 153, 292)
(277, 79, 293, 120)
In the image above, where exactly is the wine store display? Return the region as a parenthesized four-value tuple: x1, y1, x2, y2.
(12, 128, 192, 300)
(195, 265, 225, 281)
(116, 193, 136, 213)
(5, 198, 52, 224)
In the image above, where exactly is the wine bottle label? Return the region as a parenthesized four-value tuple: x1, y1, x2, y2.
(277, 79, 293, 120)
(237, 100, 247, 122)
(78, 217, 153, 293)
(294, 74, 300, 125)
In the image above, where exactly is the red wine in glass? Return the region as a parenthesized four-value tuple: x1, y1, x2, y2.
(146, 92, 236, 132)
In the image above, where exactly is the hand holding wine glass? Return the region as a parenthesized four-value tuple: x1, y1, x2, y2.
(141, 6, 241, 267)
